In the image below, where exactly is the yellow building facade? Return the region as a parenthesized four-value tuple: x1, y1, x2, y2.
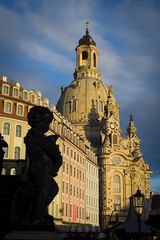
(0, 75, 99, 226)
(57, 27, 152, 228)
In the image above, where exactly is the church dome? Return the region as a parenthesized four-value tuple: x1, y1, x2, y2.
(57, 78, 116, 123)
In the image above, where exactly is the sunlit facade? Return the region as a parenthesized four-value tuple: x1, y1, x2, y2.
(0, 75, 99, 226)
(57, 27, 152, 229)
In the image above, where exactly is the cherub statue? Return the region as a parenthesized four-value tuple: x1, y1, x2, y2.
(11, 106, 62, 230)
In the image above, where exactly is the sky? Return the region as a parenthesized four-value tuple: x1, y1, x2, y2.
(0, 0, 159, 193)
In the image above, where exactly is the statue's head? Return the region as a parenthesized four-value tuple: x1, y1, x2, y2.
(28, 106, 53, 133)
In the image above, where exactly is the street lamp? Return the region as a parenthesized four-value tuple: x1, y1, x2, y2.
(133, 187, 144, 240)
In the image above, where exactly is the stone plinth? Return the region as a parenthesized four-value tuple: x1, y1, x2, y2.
(4, 231, 63, 240)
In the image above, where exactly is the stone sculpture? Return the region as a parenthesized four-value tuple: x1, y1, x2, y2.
(11, 106, 62, 230)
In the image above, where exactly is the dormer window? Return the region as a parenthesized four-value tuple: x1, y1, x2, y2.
(23, 91, 28, 100)
(13, 87, 19, 97)
(31, 94, 35, 103)
(2, 85, 9, 95)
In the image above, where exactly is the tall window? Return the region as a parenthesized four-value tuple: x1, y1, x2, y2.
(82, 51, 88, 66)
(113, 134, 118, 145)
(17, 105, 23, 116)
(23, 91, 28, 100)
(114, 195, 121, 211)
(98, 100, 103, 112)
(72, 100, 76, 112)
(3, 122, 10, 135)
(3, 147, 8, 159)
(14, 146, 20, 159)
(4, 102, 12, 113)
(93, 53, 96, 67)
(13, 88, 19, 97)
(3, 85, 9, 95)
(31, 95, 35, 103)
(113, 175, 121, 193)
(16, 125, 22, 137)
(66, 203, 68, 217)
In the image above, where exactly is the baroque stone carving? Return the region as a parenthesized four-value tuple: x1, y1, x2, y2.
(11, 106, 62, 230)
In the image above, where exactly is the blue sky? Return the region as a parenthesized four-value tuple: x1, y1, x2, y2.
(0, 0, 160, 193)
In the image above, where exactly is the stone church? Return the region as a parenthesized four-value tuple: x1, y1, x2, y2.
(57, 25, 152, 228)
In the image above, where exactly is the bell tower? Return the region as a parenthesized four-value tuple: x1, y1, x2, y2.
(74, 22, 101, 81)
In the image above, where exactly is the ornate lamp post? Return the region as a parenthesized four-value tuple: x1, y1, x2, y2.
(133, 188, 144, 240)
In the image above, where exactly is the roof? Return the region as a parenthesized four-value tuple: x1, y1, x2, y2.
(78, 28, 96, 46)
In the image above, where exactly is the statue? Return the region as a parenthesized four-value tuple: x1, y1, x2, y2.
(0, 133, 8, 175)
(11, 106, 63, 230)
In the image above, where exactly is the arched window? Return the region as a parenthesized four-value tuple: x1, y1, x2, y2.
(113, 133, 118, 145)
(16, 125, 22, 137)
(82, 51, 88, 66)
(3, 122, 10, 135)
(98, 100, 103, 112)
(10, 168, 16, 175)
(14, 146, 20, 159)
(113, 175, 121, 193)
(93, 53, 96, 67)
(4, 102, 12, 113)
(82, 51, 88, 60)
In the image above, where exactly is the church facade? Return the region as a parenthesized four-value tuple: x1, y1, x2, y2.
(0, 27, 151, 229)
(57, 26, 152, 228)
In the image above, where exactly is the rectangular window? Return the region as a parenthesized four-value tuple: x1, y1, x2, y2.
(31, 95, 35, 103)
(70, 165, 72, 176)
(114, 195, 121, 211)
(17, 105, 23, 116)
(67, 147, 69, 155)
(73, 186, 76, 197)
(66, 163, 69, 174)
(63, 161, 65, 172)
(66, 182, 68, 194)
(70, 184, 72, 195)
(13, 88, 19, 97)
(74, 167, 76, 178)
(76, 206, 78, 218)
(4, 102, 12, 113)
(16, 125, 22, 137)
(66, 203, 68, 217)
(23, 91, 28, 100)
(62, 181, 65, 193)
(3, 147, 8, 159)
(71, 149, 73, 158)
(3, 85, 9, 95)
(77, 187, 79, 198)
(70, 204, 72, 218)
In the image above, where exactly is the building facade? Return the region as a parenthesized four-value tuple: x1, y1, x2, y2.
(56, 27, 152, 229)
(0, 27, 151, 229)
(0, 75, 99, 226)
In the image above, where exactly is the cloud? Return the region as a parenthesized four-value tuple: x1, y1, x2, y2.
(0, 0, 160, 192)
